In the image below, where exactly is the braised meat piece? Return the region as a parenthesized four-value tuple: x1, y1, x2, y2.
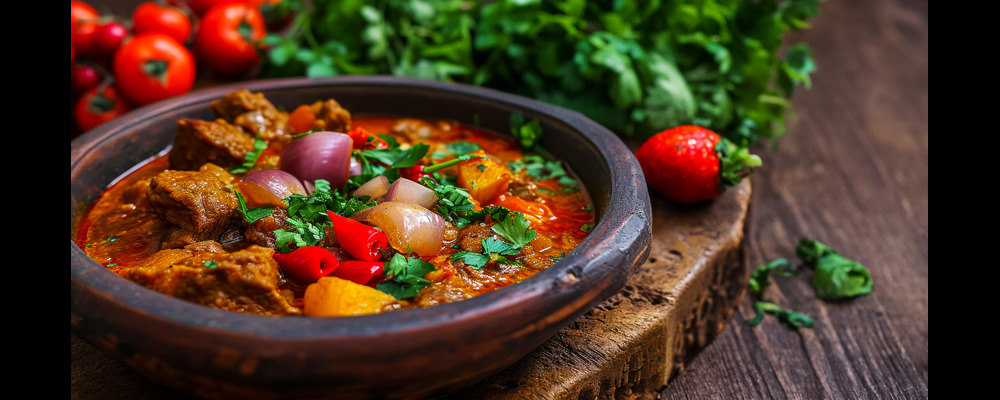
(244, 207, 293, 249)
(210, 89, 292, 144)
(146, 170, 239, 242)
(308, 98, 352, 133)
(122, 243, 301, 316)
(169, 118, 256, 171)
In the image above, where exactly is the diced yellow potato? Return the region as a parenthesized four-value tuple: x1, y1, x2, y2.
(303, 276, 397, 317)
(456, 152, 512, 204)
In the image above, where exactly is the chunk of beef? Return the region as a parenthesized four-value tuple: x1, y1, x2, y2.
(210, 89, 292, 144)
(244, 207, 293, 249)
(146, 170, 239, 242)
(308, 98, 351, 133)
(122, 243, 301, 316)
(169, 118, 256, 171)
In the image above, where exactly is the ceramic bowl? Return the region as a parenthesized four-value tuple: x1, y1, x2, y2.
(70, 76, 652, 400)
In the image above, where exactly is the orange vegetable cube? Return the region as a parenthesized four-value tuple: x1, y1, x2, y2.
(456, 152, 512, 204)
(303, 276, 397, 317)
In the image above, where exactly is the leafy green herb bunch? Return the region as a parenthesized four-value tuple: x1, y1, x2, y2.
(259, 0, 821, 147)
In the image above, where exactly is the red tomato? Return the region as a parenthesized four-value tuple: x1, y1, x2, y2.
(71, 64, 104, 97)
(194, 3, 266, 77)
(92, 21, 130, 61)
(184, 0, 247, 17)
(71, 1, 101, 55)
(113, 33, 196, 106)
(132, 2, 193, 44)
(71, 1, 99, 31)
(75, 85, 131, 132)
(72, 20, 100, 56)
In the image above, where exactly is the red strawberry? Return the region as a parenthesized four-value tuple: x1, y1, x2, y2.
(634, 125, 761, 204)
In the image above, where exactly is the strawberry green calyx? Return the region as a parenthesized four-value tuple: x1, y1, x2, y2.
(715, 138, 762, 189)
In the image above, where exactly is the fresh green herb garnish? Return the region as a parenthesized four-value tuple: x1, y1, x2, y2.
(509, 154, 578, 192)
(229, 135, 267, 174)
(234, 190, 274, 223)
(273, 179, 376, 252)
(492, 211, 536, 249)
(748, 258, 797, 295)
(452, 210, 536, 269)
(509, 113, 543, 150)
(580, 223, 593, 233)
(747, 301, 814, 329)
(204, 261, 218, 269)
(797, 238, 873, 300)
(453, 237, 520, 269)
(376, 253, 437, 300)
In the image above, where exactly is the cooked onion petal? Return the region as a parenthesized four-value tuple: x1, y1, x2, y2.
(360, 201, 447, 256)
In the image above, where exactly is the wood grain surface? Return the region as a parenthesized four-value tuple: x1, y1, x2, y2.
(70, 0, 928, 399)
(657, 0, 929, 399)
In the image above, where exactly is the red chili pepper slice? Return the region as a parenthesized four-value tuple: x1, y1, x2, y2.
(272, 246, 340, 283)
(327, 210, 389, 262)
(334, 260, 386, 287)
(398, 165, 426, 182)
(346, 126, 388, 150)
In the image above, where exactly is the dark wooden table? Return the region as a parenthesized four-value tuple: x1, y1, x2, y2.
(71, 0, 928, 399)
(657, 0, 928, 398)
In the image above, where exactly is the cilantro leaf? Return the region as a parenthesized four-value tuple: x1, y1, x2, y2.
(452, 250, 490, 269)
(509, 113, 543, 150)
(796, 237, 873, 300)
(748, 301, 814, 329)
(229, 135, 267, 174)
(234, 190, 274, 223)
(452, 237, 519, 270)
(272, 179, 376, 252)
(376, 253, 437, 300)
(748, 258, 797, 295)
(492, 211, 536, 249)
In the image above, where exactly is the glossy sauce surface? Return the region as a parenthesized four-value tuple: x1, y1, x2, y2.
(76, 116, 594, 313)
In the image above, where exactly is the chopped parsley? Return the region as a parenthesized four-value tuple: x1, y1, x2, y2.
(508, 154, 579, 192)
(797, 238, 873, 300)
(509, 113, 543, 150)
(233, 189, 274, 223)
(748, 258, 797, 295)
(491, 211, 536, 249)
(747, 301, 814, 329)
(229, 135, 267, 174)
(273, 179, 375, 252)
(204, 261, 218, 269)
(376, 253, 437, 300)
(452, 210, 537, 270)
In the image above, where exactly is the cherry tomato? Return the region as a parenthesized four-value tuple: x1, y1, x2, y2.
(71, 64, 104, 97)
(132, 2, 193, 44)
(71, 1, 99, 32)
(71, 1, 101, 56)
(113, 33, 196, 106)
(75, 85, 131, 132)
(92, 21, 130, 61)
(194, 3, 266, 77)
(72, 20, 101, 56)
(184, 0, 247, 17)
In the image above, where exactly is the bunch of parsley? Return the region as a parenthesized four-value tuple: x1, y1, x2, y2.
(259, 0, 821, 146)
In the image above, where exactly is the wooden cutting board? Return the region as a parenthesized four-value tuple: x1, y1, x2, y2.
(70, 179, 751, 400)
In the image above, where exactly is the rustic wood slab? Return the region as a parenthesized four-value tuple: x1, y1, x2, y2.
(71, 177, 751, 400)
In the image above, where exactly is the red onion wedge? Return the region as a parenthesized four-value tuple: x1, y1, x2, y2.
(358, 201, 447, 256)
(242, 169, 307, 199)
(384, 178, 439, 209)
(353, 175, 389, 200)
(279, 131, 353, 190)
